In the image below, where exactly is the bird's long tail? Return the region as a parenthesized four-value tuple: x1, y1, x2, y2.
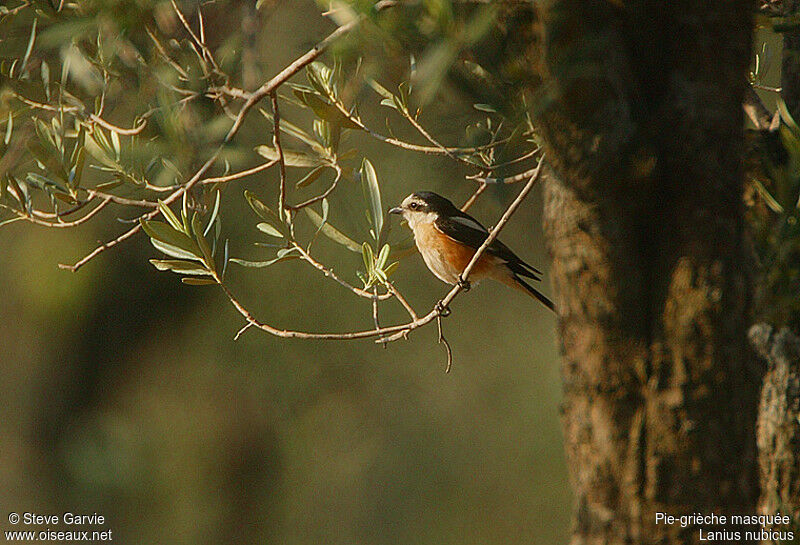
(509, 274, 555, 312)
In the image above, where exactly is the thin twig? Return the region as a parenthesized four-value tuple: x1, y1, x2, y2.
(386, 282, 418, 320)
(469, 165, 540, 185)
(462, 181, 488, 211)
(286, 165, 341, 210)
(436, 314, 453, 373)
(200, 159, 278, 185)
(329, 98, 509, 159)
(146, 27, 190, 80)
(373, 287, 387, 347)
(484, 146, 540, 172)
(270, 91, 288, 217)
(291, 242, 393, 300)
(89, 114, 147, 135)
(403, 111, 483, 169)
(9, 196, 112, 228)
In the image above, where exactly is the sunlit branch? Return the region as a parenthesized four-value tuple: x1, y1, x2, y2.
(468, 165, 541, 185)
(88, 115, 147, 136)
(59, 148, 222, 271)
(328, 97, 510, 159)
(219, 156, 546, 341)
(5, 196, 112, 228)
(461, 181, 488, 211)
(199, 159, 279, 185)
(291, 242, 394, 301)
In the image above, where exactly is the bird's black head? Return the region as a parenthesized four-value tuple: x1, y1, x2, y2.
(389, 191, 459, 216)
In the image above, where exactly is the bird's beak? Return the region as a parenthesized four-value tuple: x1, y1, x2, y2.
(389, 206, 403, 215)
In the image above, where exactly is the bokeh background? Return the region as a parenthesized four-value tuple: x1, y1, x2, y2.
(0, 1, 569, 543)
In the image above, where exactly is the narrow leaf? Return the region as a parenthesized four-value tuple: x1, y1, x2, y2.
(191, 213, 215, 271)
(151, 239, 202, 261)
(4, 112, 12, 146)
(296, 165, 326, 188)
(256, 145, 322, 167)
(204, 190, 221, 237)
(244, 190, 286, 234)
(229, 255, 297, 268)
(149, 259, 212, 275)
(360, 158, 383, 240)
(257, 222, 283, 237)
(158, 201, 184, 232)
(181, 277, 217, 285)
(140, 219, 201, 257)
(20, 18, 37, 76)
(304, 208, 360, 252)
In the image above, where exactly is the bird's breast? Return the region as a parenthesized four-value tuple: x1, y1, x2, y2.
(412, 221, 497, 284)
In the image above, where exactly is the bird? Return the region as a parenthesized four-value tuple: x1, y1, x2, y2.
(389, 191, 554, 311)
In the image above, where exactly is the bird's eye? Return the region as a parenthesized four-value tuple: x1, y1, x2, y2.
(409, 202, 419, 210)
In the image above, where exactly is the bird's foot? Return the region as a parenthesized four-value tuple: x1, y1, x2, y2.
(435, 300, 451, 317)
(457, 276, 471, 292)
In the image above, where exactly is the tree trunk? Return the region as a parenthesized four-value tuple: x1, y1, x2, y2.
(781, 0, 800, 119)
(752, 324, 800, 541)
(535, 1, 762, 543)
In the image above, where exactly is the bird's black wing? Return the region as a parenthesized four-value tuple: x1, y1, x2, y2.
(434, 212, 542, 279)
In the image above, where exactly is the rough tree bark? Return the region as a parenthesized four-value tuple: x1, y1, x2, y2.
(751, 324, 800, 538)
(535, 1, 762, 543)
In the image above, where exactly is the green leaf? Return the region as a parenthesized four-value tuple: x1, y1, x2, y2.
(229, 254, 297, 268)
(181, 277, 217, 285)
(377, 244, 390, 269)
(383, 261, 399, 278)
(367, 79, 395, 100)
(295, 165, 326, 188)
(151, 239, 202, 261)
(20, 18, 36, 76)
(204, 190, 221, 236)
(26, 172, 69, 194)
(244, 190, 286, 234)
(140, 219, 201, 257)
(473, 103, 497, 113)
(291, 88, 362, 130)
(191, 212, 215, 271)
(256, 145, 322, 167)
(4, 112, 12, 146)
(304, 208, 361, 252)
(158, 201, 184, 232)
(360, 158, 383, 241)
(41, 60, 50, 100)
(69, 144, 85, 188)
(257, 222, 283, 237)
(259, 109, 327, 155)
(306, 62, 330, 96)
(93, 180, 124, 191)
(751, 178, 785, 214)
(362, 242, 374, 274)
(110, 130, 121, 160)
(149, 259, 212, 275)
(778, 96, 800, 138)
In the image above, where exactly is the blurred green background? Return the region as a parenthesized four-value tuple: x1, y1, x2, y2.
(0, 1, 569, 543)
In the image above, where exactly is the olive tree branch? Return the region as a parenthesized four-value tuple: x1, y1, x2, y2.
(55, 11, 365, 271)
(217, 156, 545, 342)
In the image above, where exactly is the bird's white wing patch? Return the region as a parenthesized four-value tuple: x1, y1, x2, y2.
(451, 215, 487, 233)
